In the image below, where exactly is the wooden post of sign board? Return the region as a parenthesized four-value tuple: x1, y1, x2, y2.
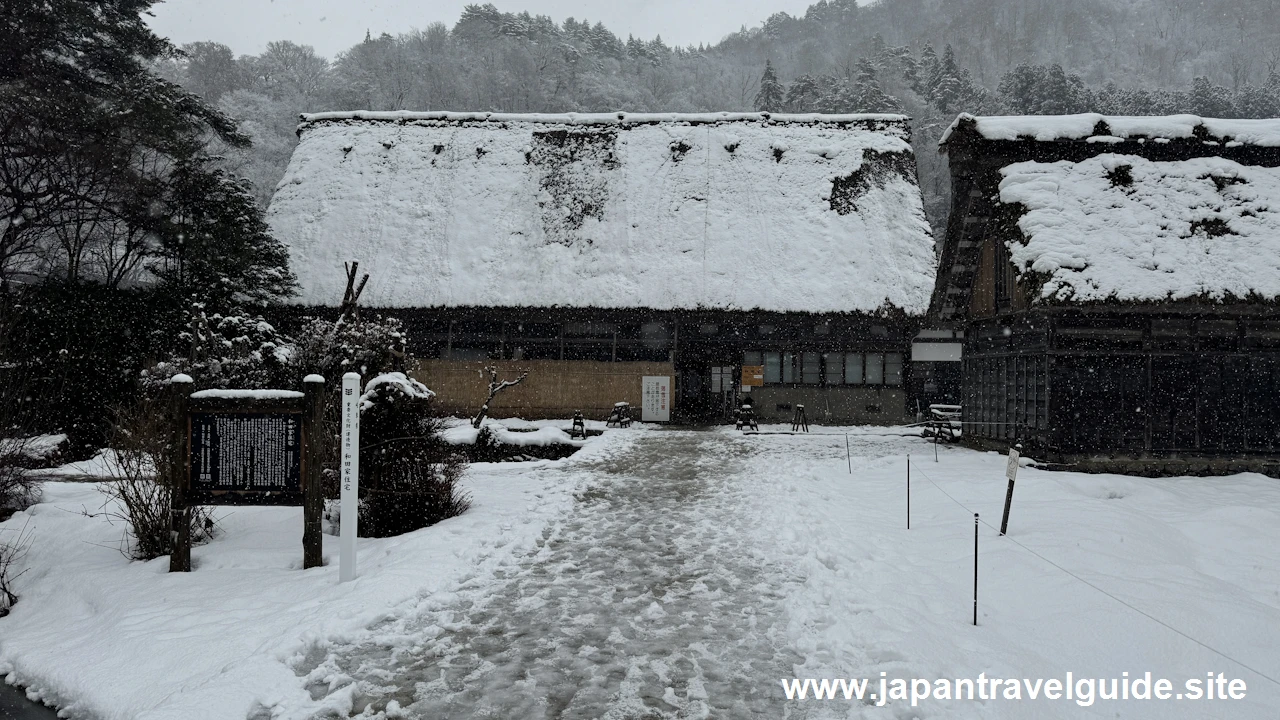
(302, 375, 326, 569)
(169, 374, 193, 573)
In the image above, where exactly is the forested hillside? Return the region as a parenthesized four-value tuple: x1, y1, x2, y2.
(158, 0, 1280, 235)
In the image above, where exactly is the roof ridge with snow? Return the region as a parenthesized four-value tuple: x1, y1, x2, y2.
(300, 111, 911, 129)
(940, 112, 1280, 148)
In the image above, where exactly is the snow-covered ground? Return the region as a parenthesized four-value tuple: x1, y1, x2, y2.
(2, 427, 1278, 718)
(438, 417, 594, 448)
(26, 449, 136, 481)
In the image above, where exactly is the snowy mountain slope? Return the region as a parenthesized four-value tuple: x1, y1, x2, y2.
(998, 154, 1280, 302)
(267, 112, 937, 314)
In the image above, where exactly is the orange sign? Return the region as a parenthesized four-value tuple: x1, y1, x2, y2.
(741, 365, 765, 387)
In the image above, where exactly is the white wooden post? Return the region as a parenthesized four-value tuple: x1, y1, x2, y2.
(339, 372, 361, 582)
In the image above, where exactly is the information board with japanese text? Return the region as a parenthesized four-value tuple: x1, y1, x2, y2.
(190, 412, 302, 503)
(641, 376, 672, 422)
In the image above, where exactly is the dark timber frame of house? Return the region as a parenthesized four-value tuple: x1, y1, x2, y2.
(404, 306, 920, 425)
(285, 306, 922, 425)
(934, 117, 1280, 475)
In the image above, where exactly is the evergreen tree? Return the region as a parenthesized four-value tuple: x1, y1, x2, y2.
(1, 0, 242, 285)
(917, 44, 941, 98)
(814, 74, 854, 113)
(852, 57, 902, 113)
(149, 154, 296, 307)
(755, 60, 785, 112)
(0, 0, 297, 444)
(784, 74, 821, 112)
(927, 45, 989, 114)
(997, 64, 1092, 115)
(1234, 84, 1280, 118)
(1189, 77, 1237, 117)
(0, 0, 295, 297)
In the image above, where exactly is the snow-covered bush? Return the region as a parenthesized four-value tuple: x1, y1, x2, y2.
(141, 305, 292, 392)
(0, 374, 49, 514)
(357, 372, 469, 538)
(288, 315, 407, 381)
(287, 315, 410, 500)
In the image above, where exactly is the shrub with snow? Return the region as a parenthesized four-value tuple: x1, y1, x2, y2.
(0, 444, 42, 519)
(142, 306, 293, 393)
(0, 520, 30, 617)
(357, 372, 469, 538)
(289, 315, 407, 383)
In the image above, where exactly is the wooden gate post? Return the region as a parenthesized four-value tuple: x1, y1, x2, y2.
(302, 375, 327, 569)
(169, 374, 193, 573)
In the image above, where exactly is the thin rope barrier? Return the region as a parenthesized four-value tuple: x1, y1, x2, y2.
(909, 465, 1280, 690)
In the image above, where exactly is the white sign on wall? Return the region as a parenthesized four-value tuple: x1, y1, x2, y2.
(641, 376, 672, 422)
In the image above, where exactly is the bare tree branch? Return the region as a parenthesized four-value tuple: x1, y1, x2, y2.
(471, 366, 529, 429)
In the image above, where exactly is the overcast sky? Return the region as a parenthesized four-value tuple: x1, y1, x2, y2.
(148, 0, 819, 59)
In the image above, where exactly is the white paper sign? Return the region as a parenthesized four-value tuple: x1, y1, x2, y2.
(339, 372, 361, 582)
(1006, 447, 1020, 482)
(641, 376, 672, 422)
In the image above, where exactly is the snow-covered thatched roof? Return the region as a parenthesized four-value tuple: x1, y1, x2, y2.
(267, 111, 936, 314)
(999, 154, 1280, 302)
(941, 113, 1280, 146)
(932, 114, 1280, 314)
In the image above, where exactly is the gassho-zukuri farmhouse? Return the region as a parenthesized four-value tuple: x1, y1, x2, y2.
(267, 111, 941, 424)
(934, 113, 1280, 475)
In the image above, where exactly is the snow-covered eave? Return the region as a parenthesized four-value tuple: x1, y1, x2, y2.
(279, 301, 930, 319)
(939, 112, 1280, 150)
(1021, 290, 1280, 309)
(299, 110, 912, 133)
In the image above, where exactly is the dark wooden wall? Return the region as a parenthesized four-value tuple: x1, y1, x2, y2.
(963, 309, 1280, 457)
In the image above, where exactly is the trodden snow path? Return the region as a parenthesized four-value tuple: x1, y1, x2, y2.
(301, 430, 815, 718)
(6, 427, 1279, 718)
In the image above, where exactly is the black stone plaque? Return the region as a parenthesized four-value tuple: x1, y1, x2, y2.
(190, 412, 302, 502)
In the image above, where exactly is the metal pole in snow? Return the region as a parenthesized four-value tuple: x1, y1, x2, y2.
(845, 434, 851, 474)
(906, 454, 910, 530)
(339, 372, 361, 583)
(973, 513, 979, 626)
